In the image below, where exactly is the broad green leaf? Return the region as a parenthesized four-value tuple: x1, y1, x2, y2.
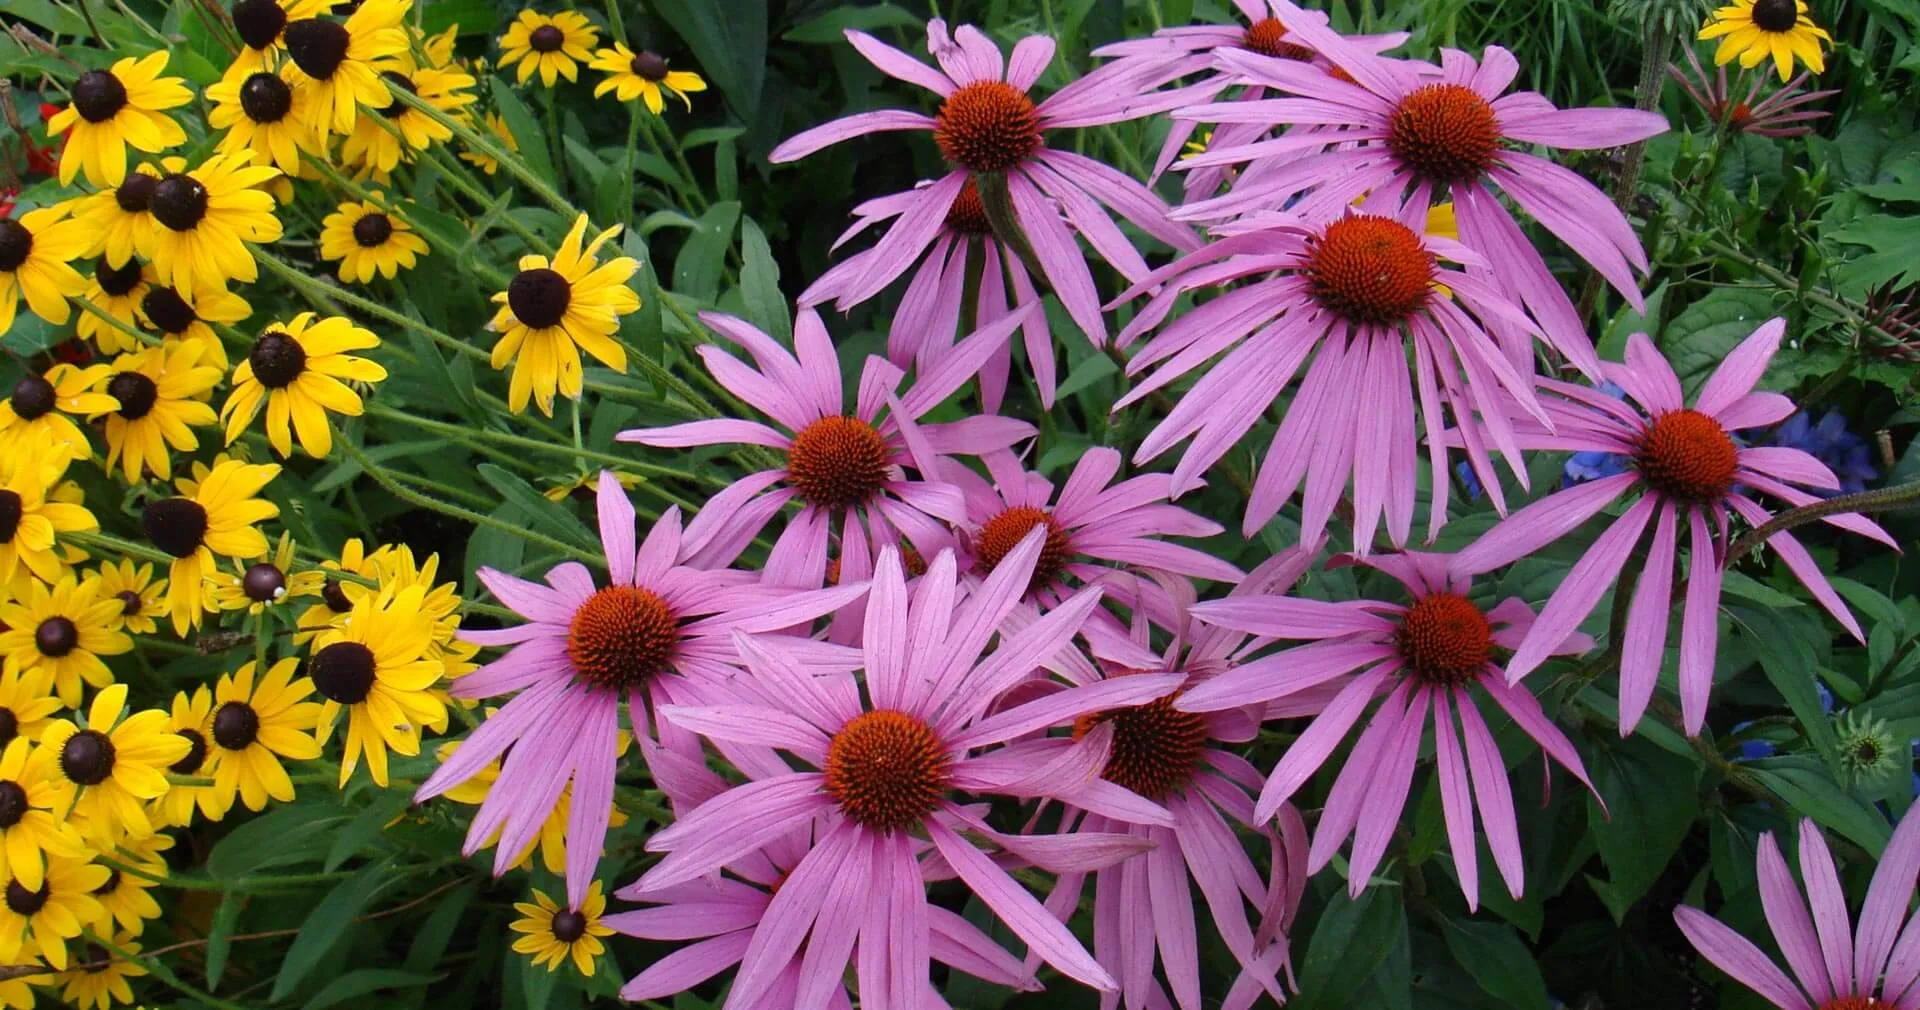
(207, 803, 352, 879)
(324, 792, 413, 872)
(1660, 287, 1779, 391)
(673, 201, 741, 303)
(1730, 606, 1841, 767)
(647, 0, 767, 117)
(304, 969, 440, 1010)
(204, 891, 244, 990)
(404, 884, 478, 975)
(1293, 887, 1404, 1009)
(419, 0, 495, 37)
(739, 218, 790, 343)
(489, 78, 555, 185)
(783, 4, 921, 42)
(1437, 917, 1551, 1010)
(1581, 735, 1700, 923)
(272, 861, 395, 1001)
(1748, 756, 1894, 855)
(476, 464, 599, 552)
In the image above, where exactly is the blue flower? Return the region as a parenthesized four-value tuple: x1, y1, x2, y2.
(1769, 410, 1878, 495)
(1560, 381, 1633, 489)
(1455, 460, 1483, 501)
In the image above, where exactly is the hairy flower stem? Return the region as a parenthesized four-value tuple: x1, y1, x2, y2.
(388, 87, 576, 219)
(1726, 481, 1920, 564)
(1578, 17, 1674, 322)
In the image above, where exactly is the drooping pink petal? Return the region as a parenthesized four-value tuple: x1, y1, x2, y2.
(1757, 830, 1836, 1004)
(927, 817, 1117, 991)
(1674, 906, 1816, 1010)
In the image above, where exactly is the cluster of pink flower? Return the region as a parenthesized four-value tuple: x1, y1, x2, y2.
(422, 3, 1899, 1007)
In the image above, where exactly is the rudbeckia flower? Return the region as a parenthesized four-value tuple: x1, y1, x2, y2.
(222, 0, 332, 79)
(457, 112, 519, 175)
(139, 457, 281, 634)
(310, 582, 447, 788)
(154, 684, 226, 828)
(101, 341, 224, 484)
(0, 575, 132, 708)
(91, 560, 166, 636)
(485, 214, 639, 416)
(208, 532, 325, 616)
(207, 657, 322, 811)
(69, 158, 174, 268)
(136, 151, 284, 302)
(0, 363, 118, 461)
(587, 44, 708, 112)
(0, 737, 89, 892)
(53, 931, 148, 1009)
(339, 64, 476, 175)
(137, 284, 252, 368)
(281, 0, 413, 136)
(317, 196, 428, 283)
(206, 69, 323, 176)
(40, 684, 191, 847)
(222, 312, 388, 459)
(1700, 0, 1831, 82)
(0, 207, 97, 335)
(0, 853, 107, 969)
(45, 53, 191, 187)
(73, 258, 154, 354)
(0, 429, 100, 587)
(497, 10, 599, 86)
(512, 883, 614, 975)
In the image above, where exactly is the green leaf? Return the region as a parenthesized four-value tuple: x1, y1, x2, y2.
(1056, 351, 1118, 400)
(272, 861, 395, 1001)
(681, 126, 745, 150)
(476, 464, 599, 552)
(1660, 287, 1779, 391)
(738, 218, 790, 343)
(1582, 735, 1700, 923)
(204, 891, 244, 990)
(6, 0, 91, 35)
(521, 946, 560, 1010)
(418, 0, 495, 37)
(1719, 570, 1806, 610)
(783, 4, 921, 42)
(1748, 756, 1894, 855)
(673, 201, 741, 303)
(1293, 888, 1404, 1009)
(324, 792, 412, 872)
(1599, 280, 1667, 361)
(490, 78, 554, 185)
(1437, 917, 1551, 1010)
(404, 884, 478, 975)
(207, 803, 352, 879)
(304, 970, 440, 1010)
(647, 0, 767, 117)
(1729, 606, 1841, 767)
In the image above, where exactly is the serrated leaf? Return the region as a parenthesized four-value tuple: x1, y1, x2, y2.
(1661, 287, 1779, 391)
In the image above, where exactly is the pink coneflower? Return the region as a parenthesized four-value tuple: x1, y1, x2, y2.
(1452, 320, 1895, 735)
(944, 447, 1243, 605)
(1177, 550, 1595, 910)
(413, 472, 862, 908)
(1112, 208, 1550, 548)
(1670, 45, 1836, 138)
(1173, 1, 1667, 361)
(618, 306, 1036, 588)
(630, 538, 1190, 1003)
(768, 19, 1199, 348)
(803, 178, 1061, 413)
(1676, 813, 1920, 1010)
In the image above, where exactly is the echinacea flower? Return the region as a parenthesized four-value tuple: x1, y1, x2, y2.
(139, 457, 281, 634)
(102, 341, 224, 484)
(53, 931, 147, 1009)
(770, 19, 1198, 345)
(432, 733, 633, 874)
(135, 151, 283, 301)
(74, 258, 154, 354)
(1676, 813, 1920, 1008)
(206, 69, 322, 176)
(0, 854, 108, 969)
(155, 684, 227, 828)
(40, 684, 190, 847)
(310, 582, 447, 788)
(589, 44, 708, 112)
(1179, 550, 1596, 910)
(486, 214, 640, 416)
(1174, 2, 1667, 358)
(339, 64, 476, 174)
(1112, 210, 1552, 547)
(0, 575, 132, 708)
(1700, 0, 1830, 82)
(0, 737, 88, 892)
(45, 54, 191, 187)
(208, 657, 323, 811)
(1452, 320, 1896, 734)
(620, 306, 1036, 587)
(317, 196, 428, 283)
(416, 472, 862, 907)
(222, 312, 388, 459)
(512, 883, 615, 975)
(0, 207, 96, 336)
(1670, 44, 1836, 137)
(498, 10, 599, 86)
(633, 540, 1189, 1003)
(281, 0, 413, 136)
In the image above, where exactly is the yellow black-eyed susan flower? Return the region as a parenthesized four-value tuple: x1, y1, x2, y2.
(488, 214, 639, 416)
(207, 68, 322, 177)
(153, 685, 223, 829)
(53, 931, 147, 1009)
(102, 341, 223, 484)
(223, 0, 333, 79)
(208, 657, 321, 812)
(88, 859, 162, 937)
(222, 313, 388, 459)
(140, 457, 280, 635)
(40, 685, 190, 848)
(209, 532, 324, 615)
(75, 258, 154, 353)
(0, 576, 131, 707)
(458, 111, 518, 175)
(135, 151, 283, 301)
(417, 23, 461, 68)
(0, 363, 118, 461)
(70, 158, 177, 269)
(0, 673, 61, 752)
(45, 53, 191, 187)
(1700, 0, 1831, 81)
(317, 196, 428, 283)
(0, 853, 108, 969)
(138, 284, 249, 369)
(588, 44, 708, 113)
(0, 430, 100, 586)
(0, 738, 88, 892)
(340, 64, 476, 175)
(498, 10, 598, 86)
(511, 882, 613, 975)
(294, 537, 378, 641)
(311, 583, 446, 788)
(92, 561, 166, 636)
(281, 0, 412, 136)
(0, 207, 96, 336)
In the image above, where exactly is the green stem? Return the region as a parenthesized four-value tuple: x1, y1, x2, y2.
(388, 87, 577, 219)
(623, 102, 643, 223)
(642, 111, 708, 212)
(363, 402, 719, 492)
(1726, 480, 1920, 564)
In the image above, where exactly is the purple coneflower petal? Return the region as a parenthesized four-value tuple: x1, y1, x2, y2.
(1856, 805, 1920, 992)
(1757, 830, 1835, 1003)
(1431, 690, 1480, 909)
(1252, 666, 1392, 822)
(1798, 819, 1857, 997)
(926, 817, 1116, 990)
(1677, 905, 1817, 1010)
(1697, 317, 1785, 416)
(768, 110, 937, 164)
(844, 30, 956, 97)
(1456, 691, 1525, 898)
(1618, 503, 1678, 733)
(1343, 686, 1429, 893)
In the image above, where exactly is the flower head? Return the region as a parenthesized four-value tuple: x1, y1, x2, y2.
(589, 44, 707, 112)
(222, 312, 387, 458)
(53, 933, 147, 1009)
(0, 575, 131, 708)
(207, 68, 322, 175)
(0, 207, 96, 335)
(140, 457, 281, 634)
(104, 339, 225, 486)
(135, 285, 251, 368)
(317, 195, 428, 283)
(40, 684, 190, 847)
(1670, 44, 1836, 136)
(498, 10, 599, 86)
(0, 428, 100, 586)
(339, 64, 476, 174)
(0, 737, 88, 893)
(222, 0, 333, 78)
(154, 684, 226, 828)
(311, 582, 447, 787)
(69, 158, 177, 269)
(45, 54, 191, 187)
(0, 854, 108, 969)
(135, 151, 283, 301)
(1453, 320, 1897, 734)
(458, 112, 519, 175)
(210, 657, 323, 811)
(487, 214, 640, 416)
(1700, 0, 1830, 81)
(281, 0, 413, 135)
(512, 883, 614, 974)
(74, 259, 155, 354)
(92, 560, 166, 636)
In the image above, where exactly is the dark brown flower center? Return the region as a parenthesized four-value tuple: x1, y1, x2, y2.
(0, 220, 32, 273)
(60, 729, 116, 786)
(213, 701, 261, 749)
(786, 416, 891, 509)
(171, 728, 209, 773)
(823, 709, 951, 831)
(630, 51, 669, 81)
(244, 563, 287, 601)
(0, 709, 15, 749)
(231, 0, 289, 50)
(566, 586, 679, 691)
(529, 24, 565, 52)
(34, 617, 78, 658)
(945, 179, 994, 235)
(109, 371, 161, 419)
(119, 591, 145, 616)
(8, 376, 55, 421)
(1388, 83, 1503, 187)
(72, 70, 130, 123)
(507, 268, 572, 329)
(96, 256, 145, 296)
(3, 881, 49, 916)
(250, 330, 308, 388)
(93, 870, 121, 896)
(935, 81, 1042, 174)
(378, 70, 417, 118)
(1397, 592, 1492, 685)
(150, 175, 211, 232)
(974, 506, 1072, 595)
(1075, 694, 1209, 800)
(115, 173, 158, 214)
(550, 909, 588, 942)
(352, 212, 394, 247)
(140, 287, 196, 335)
(285, 18, 350, 79)
(239, 71, 294, 123)
(1242, 18, 1314, 61)
(0, 781, 27, 828)
(0, 491, 20, 545)
(1635, 408, 1739, 503)
(1304, 215, 1435, 325)
(142, 498, 210, 558)
(322, 578, 351, 612)
(310, 641, 378, 704)
(1753, 0, 1799, 31)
